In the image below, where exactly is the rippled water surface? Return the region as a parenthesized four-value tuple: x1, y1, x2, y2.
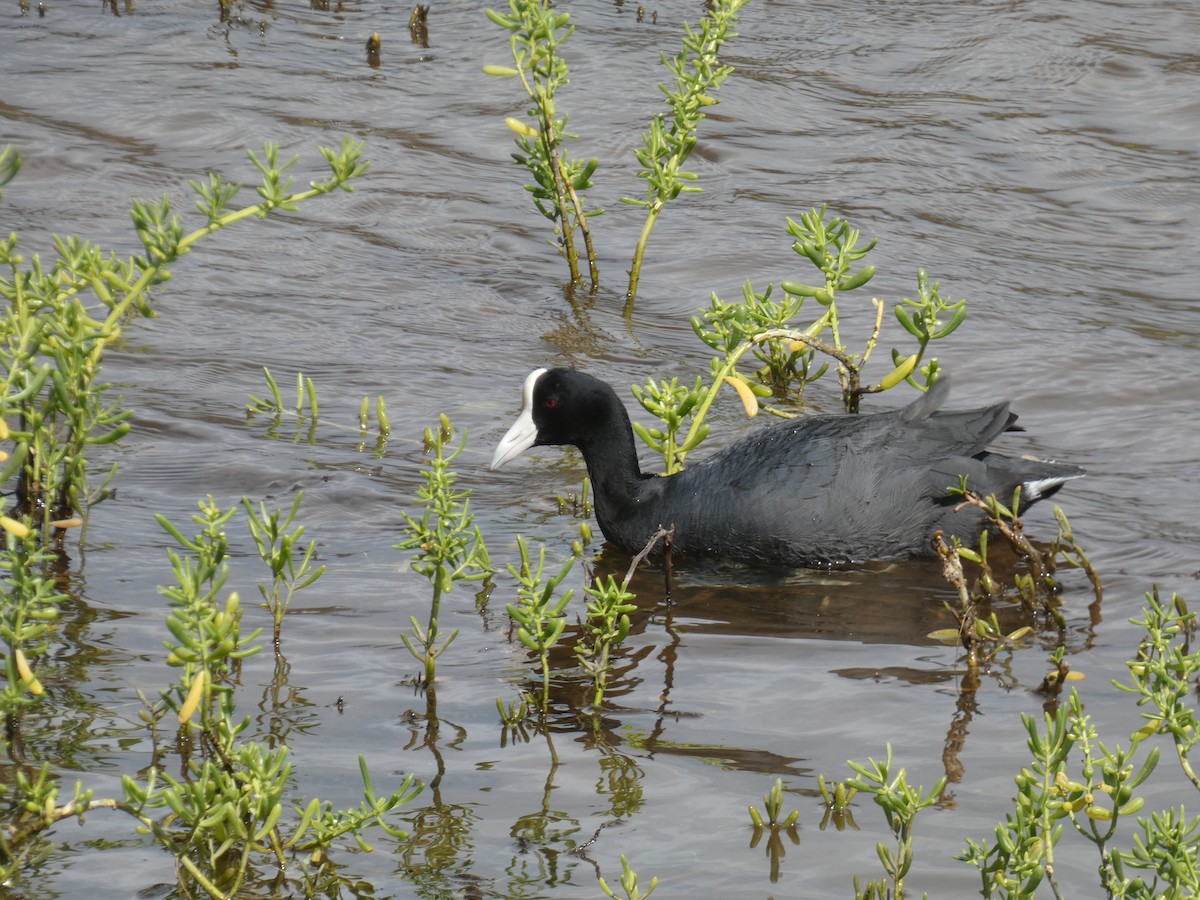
(3, 0, 1199, 896)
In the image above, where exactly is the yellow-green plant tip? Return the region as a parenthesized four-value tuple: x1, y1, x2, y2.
(723, 375, 758, 417)
(927, 628, 961, 643)
(15, 648, 43, 696)
(177, 669, 208, 724)
(505, 116, 539, 138)
(376, 396, 391, 434)
(781, 280, 821, 298)
(0, 515, 30, 539)
(1132, 722, 1158, 742)
(838, 263, 876, 292)
(878, 353, 918, 390)
(1117, 797, 1145, 816)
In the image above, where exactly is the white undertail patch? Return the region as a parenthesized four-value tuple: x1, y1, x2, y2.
(1022, 472, 1083, 500)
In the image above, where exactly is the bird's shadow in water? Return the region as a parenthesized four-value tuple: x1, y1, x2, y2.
(599, 536, 1085, 654)
(600, 544, 963, 650)
(535, 540, 1091, 787)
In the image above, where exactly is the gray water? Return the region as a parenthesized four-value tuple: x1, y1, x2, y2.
(3, 0, 1200, 896)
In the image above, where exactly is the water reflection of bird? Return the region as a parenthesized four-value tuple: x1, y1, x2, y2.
(492, 367, 1083, 568)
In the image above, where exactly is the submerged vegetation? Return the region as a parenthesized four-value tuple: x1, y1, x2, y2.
(4, 127, 1197, 896)
(486, 0, 749, 306)
(0, 137, 665, 895)
(396, 414, 491, 688)
(0, 3, 1192, 898)
(0, 141, 427, 897)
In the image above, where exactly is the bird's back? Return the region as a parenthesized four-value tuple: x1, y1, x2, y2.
(619, 386, 1076, 565)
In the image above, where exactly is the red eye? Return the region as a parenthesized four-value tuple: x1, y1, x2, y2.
(543, 397, 558, 409)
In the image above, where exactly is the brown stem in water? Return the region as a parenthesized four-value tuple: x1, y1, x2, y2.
(623, 526, 674, 588)
(932, 531, 979, 667)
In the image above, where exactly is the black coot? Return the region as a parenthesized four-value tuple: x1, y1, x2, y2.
(490, 367, 1084, 567)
